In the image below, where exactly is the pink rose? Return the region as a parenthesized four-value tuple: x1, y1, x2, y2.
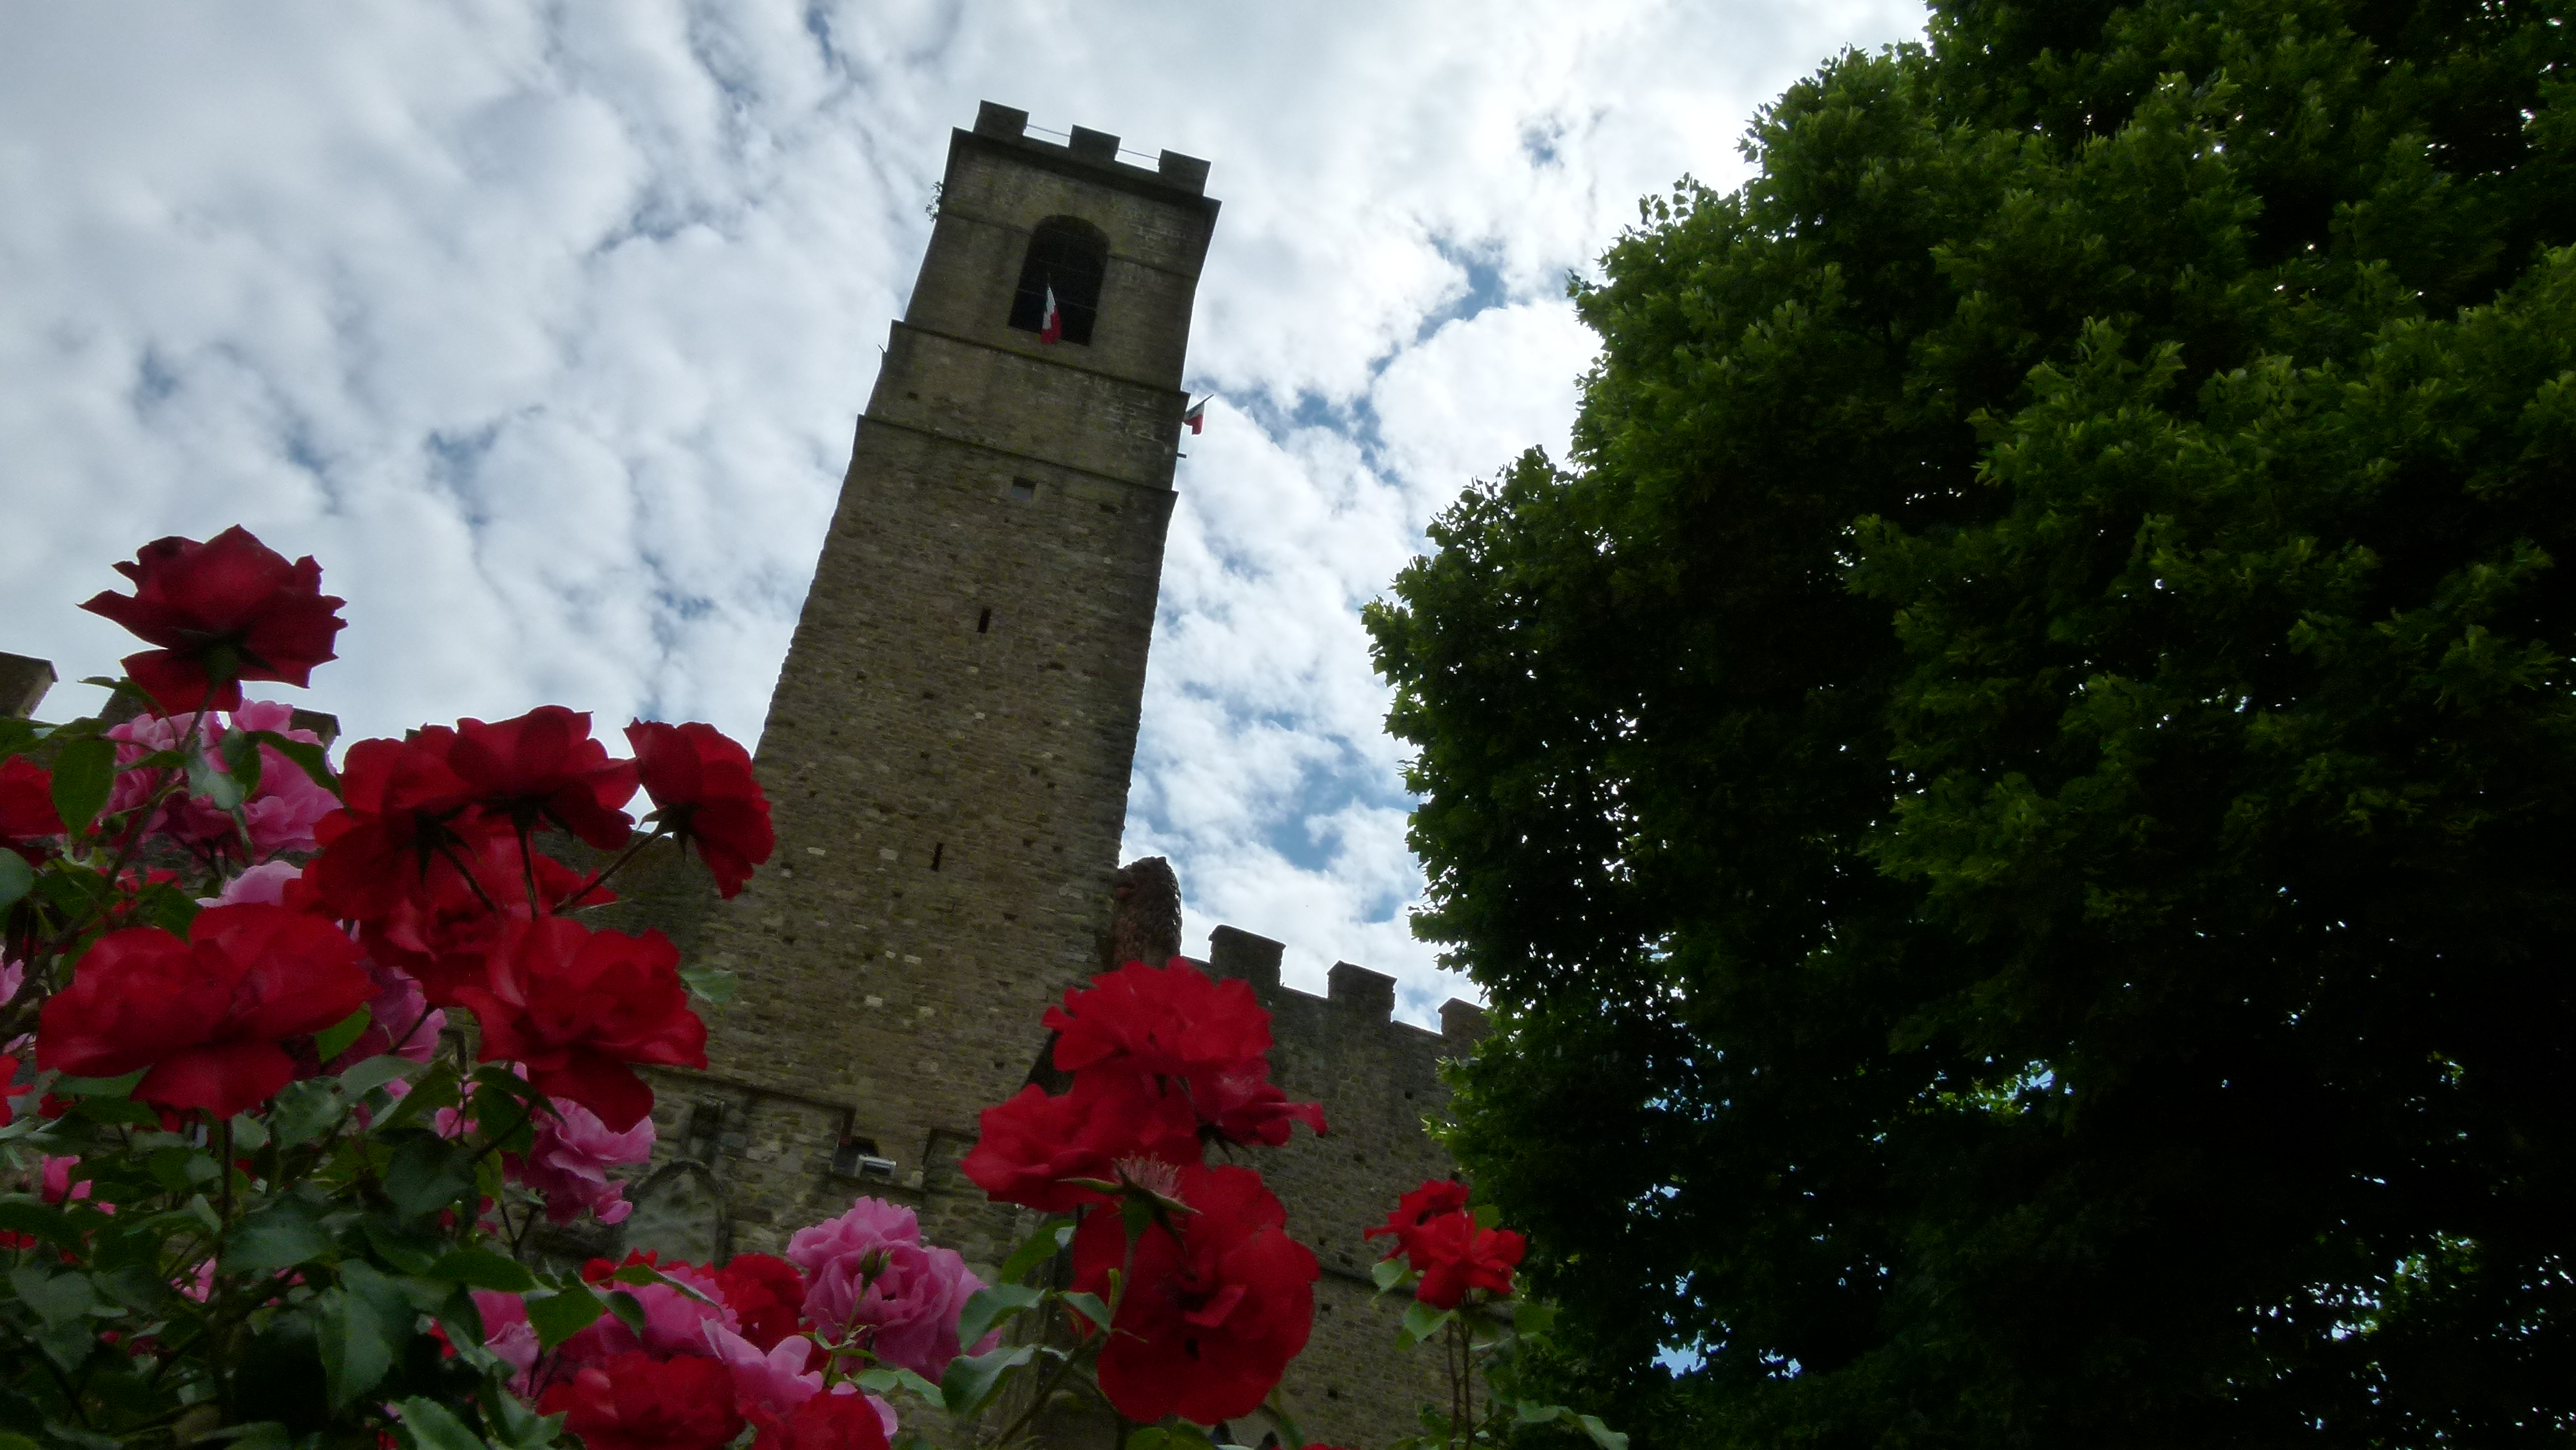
(108, 705, 336, 859)
(707, 1324, 822, 1415)
(228, 702, 339, 855)
(210, 859, 303, 906)
(800, 1239, 987, 1382)
(707, 1327, 899, 1442)
(472, 1290, 542, 1395)
(512, 1098, 655, 1225)
(559, 1262, 738, 1366)
(783, 1197, 922, 1272)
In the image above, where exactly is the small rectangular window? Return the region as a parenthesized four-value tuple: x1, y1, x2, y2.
(1009, 478, 1036, 501)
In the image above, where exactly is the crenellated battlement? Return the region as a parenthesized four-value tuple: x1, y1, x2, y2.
(1196, 922, 1488, 1050)
(965, 101, 1213, 198)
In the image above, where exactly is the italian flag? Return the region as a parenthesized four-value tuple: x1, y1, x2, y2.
(1039, 286, 1063, 345)
(1182, 396, 1207, 434)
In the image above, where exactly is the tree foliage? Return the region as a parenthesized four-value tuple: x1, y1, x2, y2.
(1366, 2, 2576, 1443)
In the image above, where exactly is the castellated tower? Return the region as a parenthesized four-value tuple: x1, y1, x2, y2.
(597, 104, 1468, 1446)
(685, 100, 1213, 1188)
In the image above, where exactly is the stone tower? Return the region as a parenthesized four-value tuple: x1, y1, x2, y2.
(613, 104, 1465, 1446)
(681, 102, 1216, 1168)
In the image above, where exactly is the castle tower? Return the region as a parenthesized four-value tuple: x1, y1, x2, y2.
(681, 103, 1217, 1182)
(615, 106, 1461, 1446)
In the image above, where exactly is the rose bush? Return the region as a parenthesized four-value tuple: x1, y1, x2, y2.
(0, 526, 1613, 1450)
(1363, 1182, 1620, 1450)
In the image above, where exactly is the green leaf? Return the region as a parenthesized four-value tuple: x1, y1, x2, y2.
(1060, 1290, 1114, 1334)
(366, 1216, 449, 1276)
(218, 728, 265, 795)
(996, 1217, 1076, 1284)
(228, 1111, 271, 1152)
(480, 1378, 565, 1450)
(340, 1053, 426, 1100)
(1371, 1256, 1410, 1292)
(383, 1133, 477, 1216)
(524, 1288, 607, 1350)
(268, 1078, 348, 1148)
(145, 1145, 221, 1192)
(431, 1249, 539, 1294)
(679, 963, 736, 1003)
(1572, 1412, 1627, 1450)
(199, 1425, 291, 1450)
(956, 1283, 1043, 1347)
(1512, 1299, 1557, 1338)
(394, 1398, 488, 1450)
(852, 1366, 943, 1405)
(1470, 1202, 1503, 1229)
(0, 1203, 77, 1251)
(313, 1008, 371, 1065)
(49, 738, 114, 835)
(370, 1065, 457, 1134)
(91, 1263, 181, 1316)
(0, 852, 30, 914)
(1125, 1432, 1169, 1450)
(9, 1266, 99, 1327)
(603, 1289, 648, 1337)
(247, 731, 338, 795)
(939, 1343, 1034, 1417)
(53, 1070, 145, 1097)
(318, 1287, 400, 1408)
(227, 1200, 330, 1276)
(187, 745, 248, 813)
(1400, 1300, 1456, 1344)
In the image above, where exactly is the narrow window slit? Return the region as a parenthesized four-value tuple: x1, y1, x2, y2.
(930, 842, 945, 871)
(976, 608, 992, 634)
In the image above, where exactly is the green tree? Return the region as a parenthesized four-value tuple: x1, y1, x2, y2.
(1366, 2, 2576, 1443)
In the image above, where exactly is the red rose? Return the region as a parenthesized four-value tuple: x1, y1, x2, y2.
(961, 1071, 1202, 1213)
(539, 1350, 742, 1450)
(37, 904, 373, 1118)
(626, 721, 774, 897)
(1193, 1065, 1329, 1148)
(349, 830, 609, 1005)
(79, 526, 345, 713)
(308, 730, 503, 921)
(1069, 1164, 1318, 1424)
(713, 1253, 809, 1351)
(748, 1391, 889, 1450)
(1407, 1210, 1525, 1310)
(448, 706, 638, 849)
(1038, 957, 1324, 1150)
(0, 756, 63, 861)
(1365, 1178, 1472, 1266)
(453, 918, 706, 1132)
(1044, 956, 1273, 1080)
(0, 1055, 19, 1128)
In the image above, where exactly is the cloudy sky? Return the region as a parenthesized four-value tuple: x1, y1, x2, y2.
(0, 0, 1924, 1021)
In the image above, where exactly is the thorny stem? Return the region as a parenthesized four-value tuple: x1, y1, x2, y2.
(989, 1302, 1087, 1446)
(554, 823, 675, 913)
(515, 822, 544, 914)
(434, 836, 507, 917)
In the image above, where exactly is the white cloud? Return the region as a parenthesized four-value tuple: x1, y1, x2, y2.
(0, 0, 1925, 1023)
